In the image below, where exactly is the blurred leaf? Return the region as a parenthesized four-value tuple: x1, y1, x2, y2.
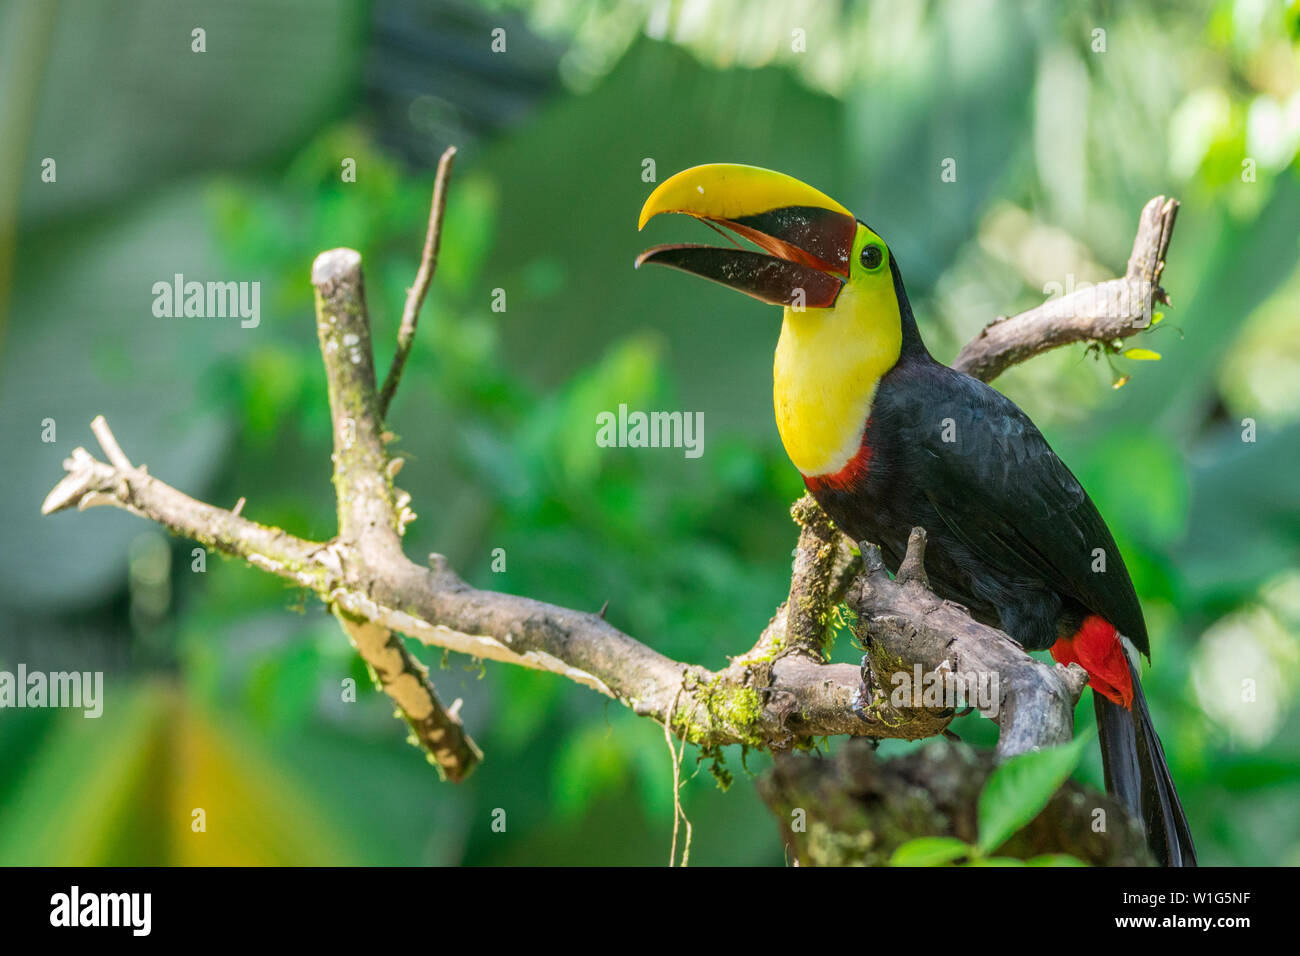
(1075, 428, 1189, 548)
(1025, 852, 1088, 866)
(169, 689, 353, 865)
(976, 732, 1091, 855)
(1178, 421, 1300, 608)
(493, 665, 564, 751)
(245, 640, 323, 732)
(1213, 752, 1300, 790)
(551, 721, 631, 819)
(890, 836, 971, 866)
(0, 684, 167, 864)
(0, 683, 353, 864)
(539, 335, 662, 489)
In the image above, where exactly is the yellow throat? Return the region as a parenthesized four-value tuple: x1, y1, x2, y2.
(773, 236, 903, 477)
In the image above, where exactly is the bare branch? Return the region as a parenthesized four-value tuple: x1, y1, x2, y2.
(378, 145, 456, 417)
(895, 526, 930, 588)
(90, 414, 134, 471)
(41, 429, 325, 588)
(953, 196, 1179, 383)
(40, 428, 939, 751)
(850, 535, 1089, 759)
(335, 612, 481, 782)
(312, 248, 402, 553)
(41, 181, 1179, 826)
(311, 246, 479, 776)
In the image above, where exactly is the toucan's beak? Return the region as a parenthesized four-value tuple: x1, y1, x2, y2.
(635, 164, 857, 308)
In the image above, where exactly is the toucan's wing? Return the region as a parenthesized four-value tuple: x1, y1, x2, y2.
(892, 365, 1148, 652)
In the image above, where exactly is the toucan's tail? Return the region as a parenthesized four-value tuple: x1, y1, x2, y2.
(1093, 660, 1197, 866)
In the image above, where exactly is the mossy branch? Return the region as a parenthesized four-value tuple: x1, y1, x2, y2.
(759, 739, 1152, 866)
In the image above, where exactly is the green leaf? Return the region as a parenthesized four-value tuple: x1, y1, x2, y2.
(550, 721, 632, 818)
(1124, 348, 1163, 360)
(1025, 853, 1089, 866)
(1074, 427, 1189, 548)
(976, 732, 1092, 855)
(889, 836, 972, 866)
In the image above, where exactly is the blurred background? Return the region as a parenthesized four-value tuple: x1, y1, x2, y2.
(1, 0, 1297, 865)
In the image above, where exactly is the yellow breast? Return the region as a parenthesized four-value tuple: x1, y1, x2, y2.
(772, 281, 903, 477)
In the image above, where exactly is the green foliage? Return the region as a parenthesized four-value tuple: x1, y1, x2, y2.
(3, 0, 1299, 866)
(889, 734, 1092, 867)
(976, 733, 1092, 856)
(888, 836, 971, 866)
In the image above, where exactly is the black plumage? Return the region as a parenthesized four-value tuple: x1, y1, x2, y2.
(806, 254, 1195, 865)
(812, 256, 1145, 654)
(821, 352, 1150, 656)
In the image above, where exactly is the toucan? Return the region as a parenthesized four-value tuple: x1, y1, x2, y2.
(635, 163, 1196, 866)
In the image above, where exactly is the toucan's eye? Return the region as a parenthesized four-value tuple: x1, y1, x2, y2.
(860, 244, 885, 271)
